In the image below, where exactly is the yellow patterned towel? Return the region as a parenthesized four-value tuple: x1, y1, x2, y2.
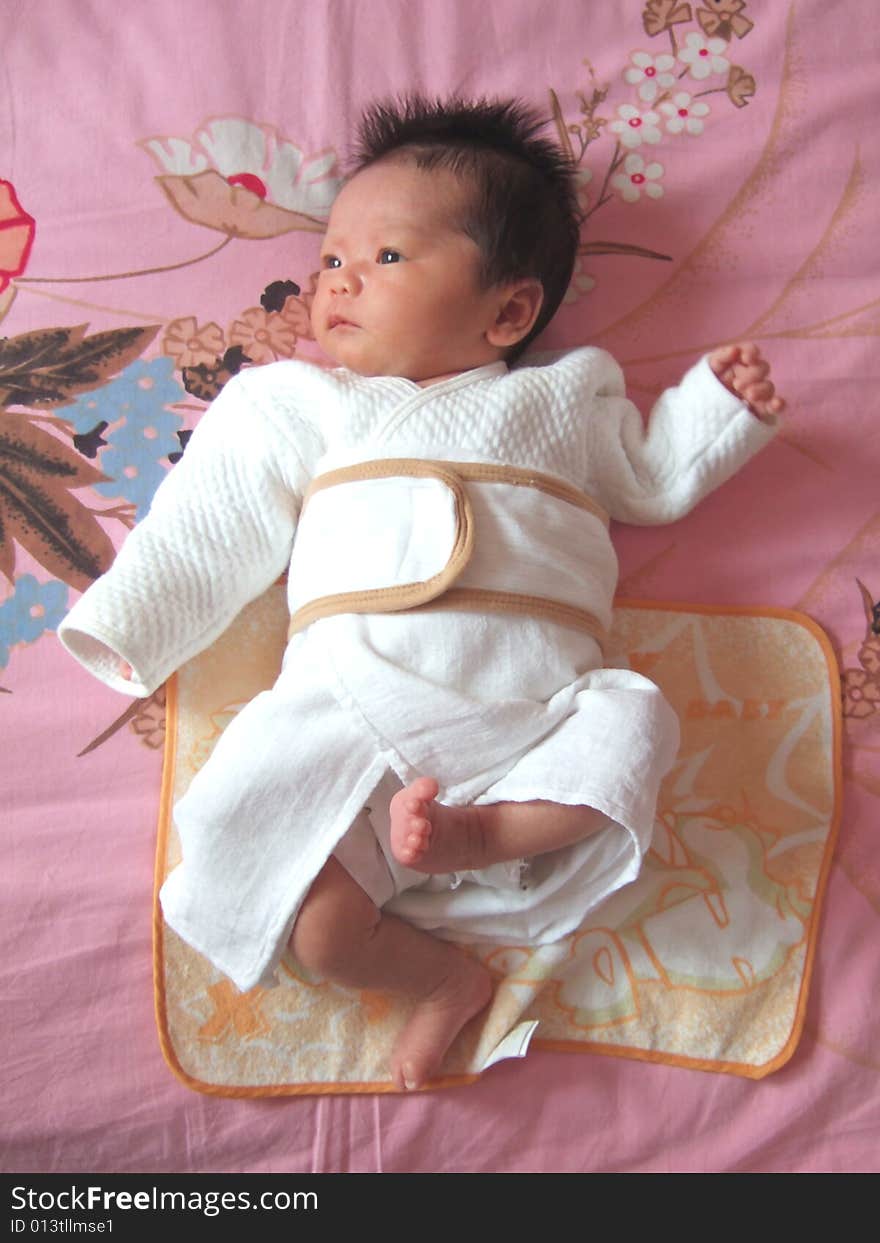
(154, 589, 841, 1095)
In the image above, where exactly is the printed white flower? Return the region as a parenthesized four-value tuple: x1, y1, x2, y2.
(678, 31, 730, 80)
(574, 166, 594, 213)
(142, 117, 342, 237)
(611, 153, 664, 203)
(563, 257, 597, 304)
(658, 92, 711, 135)
(624, 50, 677, 103)
(608, 105, 663, 150)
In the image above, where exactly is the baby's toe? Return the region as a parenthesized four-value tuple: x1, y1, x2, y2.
(409, 776, 440, 804)
(405, 817, 432, 856)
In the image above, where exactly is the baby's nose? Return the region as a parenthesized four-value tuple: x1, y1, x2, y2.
(328, 263, 362, 294)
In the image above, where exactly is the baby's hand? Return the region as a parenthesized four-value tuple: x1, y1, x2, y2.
(709, 342, 785, 423)
(119, 659, 133, 680)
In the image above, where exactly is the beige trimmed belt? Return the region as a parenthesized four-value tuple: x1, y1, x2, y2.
(288, 458, 610, 646)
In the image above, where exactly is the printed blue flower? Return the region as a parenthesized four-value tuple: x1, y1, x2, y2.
(58, 357, 185, 519)
(93, 406, 184, 518)
(58, 356, 184, 433)
(0, 575, 69, 668)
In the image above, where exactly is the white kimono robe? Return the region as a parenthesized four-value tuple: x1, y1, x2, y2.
(59, 348, 777, 991)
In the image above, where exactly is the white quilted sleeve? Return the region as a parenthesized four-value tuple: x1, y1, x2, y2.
(580, 351, 779, 524)
(58, 370, 320, 696)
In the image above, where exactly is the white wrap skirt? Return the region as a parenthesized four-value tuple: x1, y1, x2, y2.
(160, 608, 680, 992)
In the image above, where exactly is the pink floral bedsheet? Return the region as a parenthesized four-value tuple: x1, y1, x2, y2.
(1, 0, 877, 1172)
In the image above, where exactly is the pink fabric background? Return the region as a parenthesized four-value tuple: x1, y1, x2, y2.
(2, 0, 877, 1171)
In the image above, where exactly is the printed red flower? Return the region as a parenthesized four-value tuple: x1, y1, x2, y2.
(0, 180, 35, 292)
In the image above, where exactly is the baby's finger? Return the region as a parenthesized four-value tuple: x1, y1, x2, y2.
(710, 343, 740, 371)
(738, 361, 770, 386)
(746, 387, 785, 422)
(742, 378, 774, 403)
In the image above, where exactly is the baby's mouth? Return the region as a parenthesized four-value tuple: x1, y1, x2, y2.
(328, 314, 358, 330)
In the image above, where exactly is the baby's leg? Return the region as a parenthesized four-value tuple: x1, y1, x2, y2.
(390, 777, 607, 873)
(289, 857, 492, 1091)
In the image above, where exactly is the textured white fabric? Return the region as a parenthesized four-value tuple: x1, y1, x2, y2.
(59, 349, 777, 991)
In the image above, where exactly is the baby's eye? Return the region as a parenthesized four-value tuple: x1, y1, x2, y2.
(322, 255, 341, 269)
(378, 249, 402, 264)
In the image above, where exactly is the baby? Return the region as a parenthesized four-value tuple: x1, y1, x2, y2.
(59, 97, 783, 1092)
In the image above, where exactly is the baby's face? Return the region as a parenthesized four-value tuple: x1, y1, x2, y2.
(311, 160, 506, 383)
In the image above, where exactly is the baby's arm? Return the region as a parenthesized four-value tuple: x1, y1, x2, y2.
(576, 346, 782, 525)
(60, 370, 321, 696)
(708, 342, 785, 423)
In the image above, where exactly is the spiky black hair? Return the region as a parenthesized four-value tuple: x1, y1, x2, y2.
(352, 95, 582, 356)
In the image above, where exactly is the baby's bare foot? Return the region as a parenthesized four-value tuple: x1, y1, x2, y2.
(390, 778, 492, 873)
(389, 776, 442, 869)
(391, 955, 493, 1091)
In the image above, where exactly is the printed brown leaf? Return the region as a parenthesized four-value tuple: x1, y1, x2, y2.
(727, 65, 757, 108)
(643, 0, 693, 37)
(0, 413, 115, 591)
(0, 505, 15, 582)
(0, 323, 160, 407)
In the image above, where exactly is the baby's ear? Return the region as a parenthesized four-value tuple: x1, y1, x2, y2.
(486, 279, 544, 349)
